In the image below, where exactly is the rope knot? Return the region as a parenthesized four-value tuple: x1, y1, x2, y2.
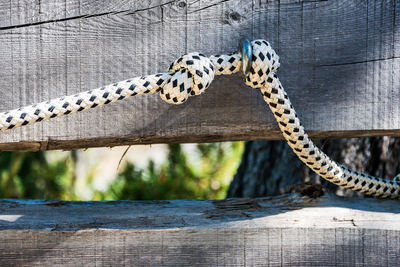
(160, 52, 215, 104)
(245, 40, 280, 89)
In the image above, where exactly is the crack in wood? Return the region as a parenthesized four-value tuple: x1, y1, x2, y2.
(316, 56, 400, 67)
(0, 1, 175, 31)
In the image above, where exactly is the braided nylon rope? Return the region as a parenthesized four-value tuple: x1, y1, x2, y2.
(1, 40, 399, 198)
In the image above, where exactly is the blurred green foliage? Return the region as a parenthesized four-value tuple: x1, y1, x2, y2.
(0, 142, 243, 200)
(0, 150, 77, 199)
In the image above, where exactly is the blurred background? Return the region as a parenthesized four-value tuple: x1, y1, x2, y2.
(0, 142, 244, 200)
(1, 137, 399, 201)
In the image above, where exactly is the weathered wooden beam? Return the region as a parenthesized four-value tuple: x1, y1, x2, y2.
(0, 0, 399, 150)
(0, 193, 399, 266)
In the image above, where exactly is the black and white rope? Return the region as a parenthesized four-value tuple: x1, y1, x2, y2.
(1, 39, 399, 198)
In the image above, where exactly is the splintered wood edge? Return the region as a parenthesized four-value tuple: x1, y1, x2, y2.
(0, 193, 399, 231)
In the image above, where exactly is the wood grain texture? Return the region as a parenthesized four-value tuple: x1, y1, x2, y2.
(0, 0, 399, 150)
(0, 193, 399, 266)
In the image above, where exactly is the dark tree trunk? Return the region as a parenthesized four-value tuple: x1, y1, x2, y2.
(227, 137, 400, 198)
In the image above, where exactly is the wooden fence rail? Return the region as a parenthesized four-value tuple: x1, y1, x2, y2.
(0, 0, 398, 150)
(0, 193, 399, 266)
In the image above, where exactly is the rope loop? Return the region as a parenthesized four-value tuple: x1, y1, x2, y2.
(160, 52, 215, 104)
(244, 40, 280, 89)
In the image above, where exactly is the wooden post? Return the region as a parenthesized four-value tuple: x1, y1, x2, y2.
(0, 0, 398, 150)
(0, 193, 399, 266)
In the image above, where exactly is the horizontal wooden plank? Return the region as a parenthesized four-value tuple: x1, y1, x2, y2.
(0, 0, 399, 150)
(0, 193, 399, 266)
